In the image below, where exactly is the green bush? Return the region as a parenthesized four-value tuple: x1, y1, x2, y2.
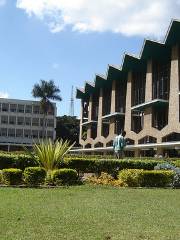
(14, 154, 38, 170)
(2, 168, 23, 185)
(52, 168, 78, 185)
(118, 169, 174, 187)
(62, 159, 165, 176)
(118, 169, 144, 187)
(141, 170, 174, 187)
(173, 160, 180, 168)
(23, 167, 46, 186)
(0, 170, 2, 184)
(0, 153, 17, 169)
(86, 172, 124, 187)
(0, 153, 38, 170)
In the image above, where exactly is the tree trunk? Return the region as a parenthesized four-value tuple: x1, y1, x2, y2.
(42, 112, 47, 139)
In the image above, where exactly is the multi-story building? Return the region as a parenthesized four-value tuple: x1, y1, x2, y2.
(76, 19, 180, 157)
(0, 98, 56, 151)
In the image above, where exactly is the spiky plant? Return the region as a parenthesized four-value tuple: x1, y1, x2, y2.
(25, 139, 74, 174)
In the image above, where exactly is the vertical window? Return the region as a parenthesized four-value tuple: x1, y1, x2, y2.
(47, 119, 54, 127)
(9, 116, 16, 125)
(152, 61, 170, 100)
(39, 130, 43, 138)
(16, 129, 23, 138)
(102, 85, 111, 116)
(10, 104, 17, 112)
(18, 104, 25, 113)
(1, 115, 8, 124)
(25, 117, 31, 126)
(17, 117, 24, 125)
(32, 130, 38, 138)
(24, 129, 31, 138)
(33, 105, 40, 114)
(0, 128, 7, 137)
(25, 105, 32, 113)
(116, 80, 127, 112)
(2, 103, 9, 112)
(32, 118, 39, 126)
(40, 118, 45, 127)
(91, 92, 99, 120)
(132, 72, 146, 106)
(8, 128, 15, 137)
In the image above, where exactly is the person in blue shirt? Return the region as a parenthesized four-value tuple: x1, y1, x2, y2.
(113, 131, 126, 159)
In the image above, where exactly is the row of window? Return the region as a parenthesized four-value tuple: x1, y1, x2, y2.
(0, 103, 54, 115)
(0, 128, 54, 139)
(0, 116, 55, 127)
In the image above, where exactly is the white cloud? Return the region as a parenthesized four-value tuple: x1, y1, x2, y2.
(0, 92, 9, 98)
(0, 0, 6, 6)
(16, 0, 180, 37)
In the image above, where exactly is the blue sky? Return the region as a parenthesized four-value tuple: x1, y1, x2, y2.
(0, 0, 180, 116)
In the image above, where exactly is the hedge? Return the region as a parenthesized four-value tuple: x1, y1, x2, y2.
(61, 159, 165, 176)
(0, 153, 38, 170)
(52, 168, 78, 185)
(2, 168, 23, 185)
(23, 167, 46, 186)
(118, 169, 174, 187)
(0, 171, 2, 184)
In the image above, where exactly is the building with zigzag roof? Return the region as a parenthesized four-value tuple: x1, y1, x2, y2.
(76, 19, 180, 157)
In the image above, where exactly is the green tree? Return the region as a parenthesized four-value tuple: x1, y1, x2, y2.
(56, 115, 80, 146)
(32, 80, 62, 138)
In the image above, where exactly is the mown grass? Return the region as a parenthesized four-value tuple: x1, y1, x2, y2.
(0, 185, 179, 240)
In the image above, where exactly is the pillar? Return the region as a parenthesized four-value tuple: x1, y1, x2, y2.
(79, 100, 83, 144)
(124, 71, 132, 132)
(87, 95, 93, 139)
(168, 44, 179, 126)
(144, 59, 153, 129)
(97, 88, 103, 138)
(109, 80, 116, 136)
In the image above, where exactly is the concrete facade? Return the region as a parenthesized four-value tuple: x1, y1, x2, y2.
(0, 98, 56, 151)
(76, 20, 180, 157)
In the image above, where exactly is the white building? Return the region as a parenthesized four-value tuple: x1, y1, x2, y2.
(0, 98, 56, 151)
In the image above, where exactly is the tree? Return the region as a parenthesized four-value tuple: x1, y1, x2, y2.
(32, 80, 62, 138)
(56, 115, 80, 146)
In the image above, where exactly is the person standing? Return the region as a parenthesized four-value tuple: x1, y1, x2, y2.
(113, 131, 126, 159)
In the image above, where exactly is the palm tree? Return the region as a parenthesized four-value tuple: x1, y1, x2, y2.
(32, 80, 62, 138)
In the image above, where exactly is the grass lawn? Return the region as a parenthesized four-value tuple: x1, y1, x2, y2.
(0, 185, 179, 240)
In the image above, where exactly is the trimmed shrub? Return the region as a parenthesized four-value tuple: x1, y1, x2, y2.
(141, 170, 174, 187)
(118, 169, 174, 187)
(23, 167, 46, 186)
(0, 153, 38, 170)
(118, 169, 144, 187)
(0, 170, 2, 184)
(52, 168, 78, 185)
(173, 160, 180, 168)
(0, 154, 17, 169)
(155, 162, 180, 188)
(62, 159, 164, 176)
(87, 172, 124, 187)
(2, 168, 23, 185)
(14, 154, 38, 170)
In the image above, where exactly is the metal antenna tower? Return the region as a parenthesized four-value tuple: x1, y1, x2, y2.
(69, 85, 74, 116)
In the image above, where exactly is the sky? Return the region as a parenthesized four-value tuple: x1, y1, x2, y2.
(0, 0, 180, 116)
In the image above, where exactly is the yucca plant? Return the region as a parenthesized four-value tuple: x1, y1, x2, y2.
(25, 139, 74, 176)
